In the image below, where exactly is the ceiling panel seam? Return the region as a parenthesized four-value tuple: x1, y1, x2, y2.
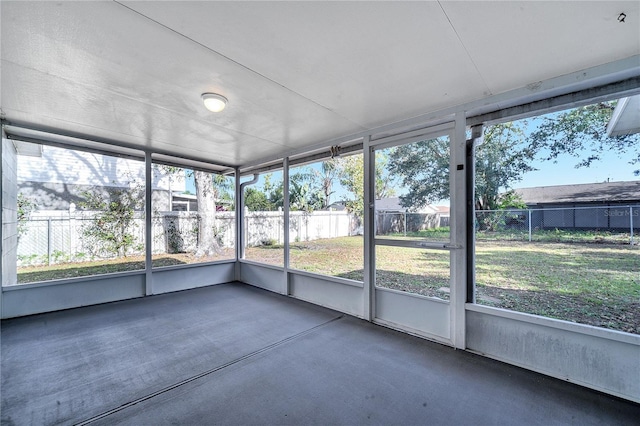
(114, 0, 367, 131)
(437, 1, 492, 97)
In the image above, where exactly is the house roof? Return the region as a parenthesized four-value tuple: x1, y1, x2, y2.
(376, 197, 407, 212)
(515, 181, 640, 205)
(375, 197, 441, 213)
(606, 95, 640, 137)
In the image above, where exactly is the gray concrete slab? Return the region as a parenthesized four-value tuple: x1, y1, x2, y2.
(95, 315, 640, 426)
(2, 282, 639, 425)
(1, 283, 340, 425)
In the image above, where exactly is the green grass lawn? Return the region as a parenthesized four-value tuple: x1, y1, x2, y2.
(16, 250, 236, 283)
(247, 237, 639, 334)
(16, 236, 639, 334)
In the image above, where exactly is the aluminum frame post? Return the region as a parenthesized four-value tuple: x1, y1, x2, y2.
(363, 135, 375, 321)
(234, 167, 242, 281)
(630, 206, 634, 245)
(144, 151, 152, 295)
(283, 157, 291, 295)
(451, 112, 472, 349)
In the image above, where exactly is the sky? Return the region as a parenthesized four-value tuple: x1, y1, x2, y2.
(510, 109, 637, 189)
(515, 151, 636, 189)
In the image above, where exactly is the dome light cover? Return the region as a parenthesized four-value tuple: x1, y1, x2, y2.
(201, 93, 228, 112)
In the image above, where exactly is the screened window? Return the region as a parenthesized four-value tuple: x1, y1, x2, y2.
(4, 141, 146, 284)
(288, 154, 364, 281)
(374, 133, 452, 299)
(473, 97, 639, 334)
(151, 163, 235, 267)
(243, 170, 284, 267)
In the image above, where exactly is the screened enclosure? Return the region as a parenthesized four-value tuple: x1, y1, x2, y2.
(1, 1, 639, 409)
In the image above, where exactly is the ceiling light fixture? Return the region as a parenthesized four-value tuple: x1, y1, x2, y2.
(201, 93, 228, 112)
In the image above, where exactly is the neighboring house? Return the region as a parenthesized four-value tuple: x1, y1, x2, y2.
(434, 205, 451, 227)
(376, 197, 449, 232)
(171, 193, 198, 212)
(323, 201, 347, 212)
(606, 95, 640, 137)
(376, 197, 440, 214)
(15, 141, 185, 211)
(514, 180, 640, 231)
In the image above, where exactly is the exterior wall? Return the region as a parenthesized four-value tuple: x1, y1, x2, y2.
(18, 182, 170, 211)
(466, 306, 640, 403)
(574, 204, 609, 228)
(521, 204, 639, 231)
(2, 139, 19, 287)
(16, 144, 185, 210)
(608, 205, 639, 229)
(542, 204, 575, 228)
(17, 144, 146, 187)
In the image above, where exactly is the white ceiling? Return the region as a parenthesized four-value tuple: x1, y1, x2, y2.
(1, 1, 639, 167)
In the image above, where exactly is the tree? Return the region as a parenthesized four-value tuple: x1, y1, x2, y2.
(387, 124, 535, 211)
(313, 160, 339, 209)
(244, 187, 272, 211)
(193, 170, 219, 256)
(528, 101, 640, 174)
(79, 184, 144, 258)
(212, 174, 234, 209)
(244, 171, 326, 213)
(387, 138, 449, 209)
(335, 154, 396, 218)
(289, 170, 324, 212)
(474, 124, 537, 210)
(155, 165, 233, 255)
(17, 193, 36, 239)
(262, 174, 284, 210)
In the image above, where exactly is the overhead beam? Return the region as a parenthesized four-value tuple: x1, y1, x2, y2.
(1, 121, 236, 171)
(468, 76, 640, 126)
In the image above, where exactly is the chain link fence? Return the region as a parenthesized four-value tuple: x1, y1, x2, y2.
(476, 205, 639, 245)
(375, 211, 449, 237)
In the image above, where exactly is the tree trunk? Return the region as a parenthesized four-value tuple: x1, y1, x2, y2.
(322, 178, 331, 209)
(194, 170, 218, 256)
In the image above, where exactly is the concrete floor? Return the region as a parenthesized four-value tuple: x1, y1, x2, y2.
(1, 282, 638, 425)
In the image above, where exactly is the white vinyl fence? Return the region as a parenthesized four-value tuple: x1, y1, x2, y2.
(18, 210, 357, 266)
(245, 210, 357, 247)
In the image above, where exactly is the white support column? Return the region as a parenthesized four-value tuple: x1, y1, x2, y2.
(234, 167, 242, 281)
(283, 157, 291, 295)
(144, 151, 153, 296)
(0, 129, 6, 318)
(450, 112, 468, 349)
(363, 135, 375, 321)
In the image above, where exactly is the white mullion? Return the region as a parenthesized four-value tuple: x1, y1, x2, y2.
(450, 112, 468, 349)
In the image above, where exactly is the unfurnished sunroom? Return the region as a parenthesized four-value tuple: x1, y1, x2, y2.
(1, 1, 639, 424)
